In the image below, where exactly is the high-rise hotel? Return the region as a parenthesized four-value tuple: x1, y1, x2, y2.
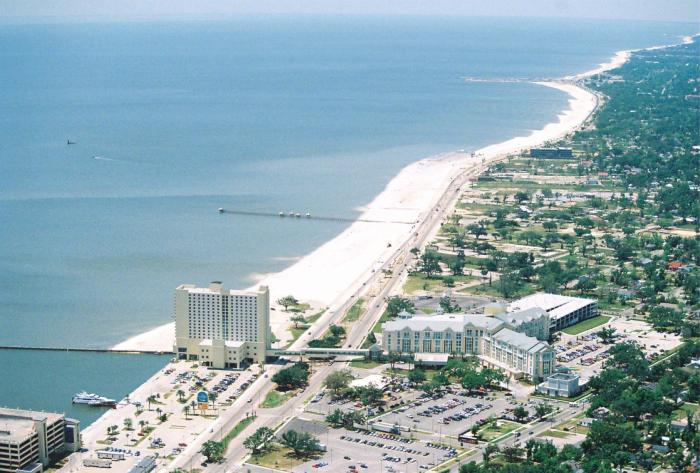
(173, 282, 271, 368)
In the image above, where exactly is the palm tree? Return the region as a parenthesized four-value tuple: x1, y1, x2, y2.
(176, 389, 185, 403)
(138, 420, 146, 433)
(183, 405, 190, 420)
(190, 400, 197, 416)
(146, 394, 157, 411)
(209, 391, 218, 408)
(123, 418, 133, 431)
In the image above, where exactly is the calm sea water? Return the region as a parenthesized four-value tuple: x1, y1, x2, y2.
(0, 350, 170, 425)
(0, 17, 696, 422)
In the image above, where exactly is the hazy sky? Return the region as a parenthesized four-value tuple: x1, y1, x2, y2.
(0, 0, 698, 23)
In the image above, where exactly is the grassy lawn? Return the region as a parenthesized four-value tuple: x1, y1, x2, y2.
(306, 310, 325, 324)
(261, 390, 293, 409)
(555, 413, 589, 434)
(343, 298, 365, 323)
(350, 359, 385, 369)
(479, 420, 520, 441)
(222, 415, 256, 449)
(673, 403, 699, 420)
(538, 429, 573, 439)
(247, 445, 315, 470)
(460, 281, 535, 298)
(561, 315, 611, 335)
(403, 274, 447, 294)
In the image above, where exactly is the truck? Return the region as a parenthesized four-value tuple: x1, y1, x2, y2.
(83, 458, 112, 468)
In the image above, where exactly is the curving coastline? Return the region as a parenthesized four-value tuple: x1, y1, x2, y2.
(111, 41, 658, 353)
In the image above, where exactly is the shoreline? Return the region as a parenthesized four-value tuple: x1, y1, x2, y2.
(111, 40, 654, 353)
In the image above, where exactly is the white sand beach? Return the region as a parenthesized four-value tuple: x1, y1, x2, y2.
(111, 46, 631, 353)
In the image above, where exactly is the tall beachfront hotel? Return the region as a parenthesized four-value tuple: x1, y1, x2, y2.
(173, 282, 271, 368)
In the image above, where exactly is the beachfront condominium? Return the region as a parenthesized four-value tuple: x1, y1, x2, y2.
(173, 282, 271, 368)
(381, 309, 554, 381)
(0, 407, 80, 473)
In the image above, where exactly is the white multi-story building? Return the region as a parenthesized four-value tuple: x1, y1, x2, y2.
(173, 282, 271, 368)
(0, 408, 80, 473)
(381, 309, 554, 380)
(508, 293, 597, 331)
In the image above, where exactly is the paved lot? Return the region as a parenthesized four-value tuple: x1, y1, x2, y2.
(74, 360, 261, 471)
(278, 418, 462, 473)
(375, 391, 510, 438)
(556, 317, 682, 382)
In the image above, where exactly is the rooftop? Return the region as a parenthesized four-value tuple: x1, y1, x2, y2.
(0, 408, 64, 442)
(176, 283, 268, 297)
(495, 307, 549, 326)
(492, 328, 548, 353)
(383, 313, 504, 333)
(508, 293, 595, 321)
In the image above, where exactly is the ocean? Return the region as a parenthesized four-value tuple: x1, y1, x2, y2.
(0, 16, 696, 424)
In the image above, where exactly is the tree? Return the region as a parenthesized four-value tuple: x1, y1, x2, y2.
(534, 402, 553, 419)
(281, 429, 321, 457)
(514, 191, 530, 203)
(290, 314, 306, 329)
(243, 427, 275, 455)
(183, 405, 190, 420)
(138, 419, 146, 432)
(408, 369, 427, 384)
(596, 327, 617, 344)
(386, 296, 415, 318)
(324, 369, 354, 395)
(439, 296, 460, 313)
(176, 389, 185, 403)
(497, 269, 523, 299)
(467, 223, 487, 240)
(201, 440, 224, 463)
(483, 444, 499, 463)
(329, 324, 346, 337)
(146, 394, 157, 411)
(272, 362, 310, 391)
(420, 250, 442, 277)
(513, 405, 528, 422)
(543, 220, 558, 232)
(277, 295, 298, 311)
(123, 418, 133, 431)
(502, 445, 524, 462)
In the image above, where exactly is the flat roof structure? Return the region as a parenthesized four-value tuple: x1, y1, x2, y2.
(0, 408, 63, 443)
(383, 313, 504, 333)
(508, 293, 595, 323)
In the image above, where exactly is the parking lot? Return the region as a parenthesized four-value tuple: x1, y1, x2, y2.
(376, 390, 510, 438)
(556, 317, 683, 381)
(279, 418, 464, 473)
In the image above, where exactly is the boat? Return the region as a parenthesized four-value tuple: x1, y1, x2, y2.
(67, 140, 76, 145)
(218, 208, 224, 213)
(295, 213, 301, 218)
(72, 391, 117, 407)
(279, 212, 285, 217)
(305, 213, 311, 218)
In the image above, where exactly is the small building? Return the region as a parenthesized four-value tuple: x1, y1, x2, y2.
(536, 372, 581, 397)
(414, 353, 450, 366)
(579, 418, 594, 427)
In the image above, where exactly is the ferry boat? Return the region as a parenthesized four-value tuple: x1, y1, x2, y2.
(72, 391, 117, 407)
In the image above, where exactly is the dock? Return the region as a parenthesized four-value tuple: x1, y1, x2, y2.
(217, 208, 415, 225)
